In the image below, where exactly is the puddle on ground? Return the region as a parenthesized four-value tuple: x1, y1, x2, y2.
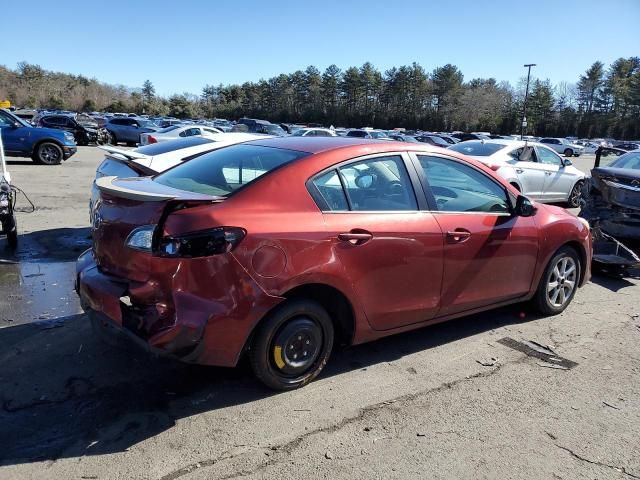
(0, 227, 90, 327)
(0, 261, 81, 327)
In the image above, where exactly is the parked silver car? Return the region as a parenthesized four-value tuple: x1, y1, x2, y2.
(448, 140, 586, 207)
(538, 138, 584, 157)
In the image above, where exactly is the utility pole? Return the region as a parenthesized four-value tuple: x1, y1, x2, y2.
(520, 63, 536, 140)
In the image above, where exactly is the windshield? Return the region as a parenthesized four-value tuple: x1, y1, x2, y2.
(0, 109, 30, 128)
(609, 152, 640, 170)
(292, 129, 309, 136)
(138, 119, 156, 128)
(448, 141, 508, 156)
(370, 131, 389, 139)
(154, 144, 309, 196)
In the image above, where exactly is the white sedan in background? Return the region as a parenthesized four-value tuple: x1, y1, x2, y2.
(291, 128, 337, 137)
(448, 139, 586, 207)
(139, 124, 223, 145)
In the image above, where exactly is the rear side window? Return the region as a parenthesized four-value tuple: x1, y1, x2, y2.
(155, 144, 309, 196)
(309, 155, 417, 212)
(310, 170, 349, 211)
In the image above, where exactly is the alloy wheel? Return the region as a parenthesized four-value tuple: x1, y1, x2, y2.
(546, 256, 577, 307)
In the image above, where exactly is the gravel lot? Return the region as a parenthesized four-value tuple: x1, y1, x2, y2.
(0, 148, 638, 480)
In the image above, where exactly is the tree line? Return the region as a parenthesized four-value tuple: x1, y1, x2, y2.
(1, 58, 639, 139)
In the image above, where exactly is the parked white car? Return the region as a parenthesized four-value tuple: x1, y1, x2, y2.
(139, 124, 223, 145)
(90, 133, 268, 216)
(448, 140, 586, 207)
(97, 133, 266, 175)
(291, 128, 337, 137)
(538, 138, 585, 157)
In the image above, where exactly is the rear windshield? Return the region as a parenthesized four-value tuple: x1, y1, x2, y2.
(448, 141, 508, 156)
(157, 125, 181, 133)
(610, 152, 640, 170)
(136, 137, 214, 155)
(154, 144, 309, 196)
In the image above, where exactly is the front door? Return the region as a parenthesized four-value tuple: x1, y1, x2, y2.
(414, 154, 539, 316)
(309, 153, 444, 330)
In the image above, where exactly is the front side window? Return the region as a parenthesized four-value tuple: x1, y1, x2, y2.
(537, 146, 563, 165)
(418, 155, 510, 214)
(337, 156, 417, 211)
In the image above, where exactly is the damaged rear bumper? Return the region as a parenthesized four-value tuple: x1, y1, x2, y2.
(75, 248, 283, 366)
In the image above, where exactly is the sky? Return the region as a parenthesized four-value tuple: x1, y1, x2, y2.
(3, 0, 639, 96)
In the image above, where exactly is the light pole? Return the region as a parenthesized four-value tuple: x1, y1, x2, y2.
(520, 63, 536, 140)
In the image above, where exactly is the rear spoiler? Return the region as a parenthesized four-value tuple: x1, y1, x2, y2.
(98, 145, 149, 160)
(95, 176, 222, 203)
(98, 145, 157, 176)
(96, 176, 176, 201)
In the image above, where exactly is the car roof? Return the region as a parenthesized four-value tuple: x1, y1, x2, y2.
(244, 136, 398, 154)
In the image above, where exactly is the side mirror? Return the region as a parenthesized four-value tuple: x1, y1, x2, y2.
(515, 195, 537, 217)
(563, 159, 572, 167)
(11, 121, 20, 129)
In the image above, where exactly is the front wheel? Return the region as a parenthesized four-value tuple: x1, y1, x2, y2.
(533, 246, 581, 315)
(33, 142, 63, 165)
(567, 180, 584, 208)
(249, 299, 334, 390)
(563, 148, 573, 157)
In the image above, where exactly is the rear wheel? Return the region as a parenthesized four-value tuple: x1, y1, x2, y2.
(107, 131, 117, 145)
(567, 180, 584, 208)
(32, 142, 63, 165)
(563, 148, 573, 157)
(533, 246, 581, 315)
(249, 299, 334, 390)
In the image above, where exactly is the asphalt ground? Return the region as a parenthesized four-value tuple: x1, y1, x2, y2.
(0, 148, 638, 480)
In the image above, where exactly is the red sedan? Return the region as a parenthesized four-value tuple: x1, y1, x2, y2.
(77, 137, 592, 390)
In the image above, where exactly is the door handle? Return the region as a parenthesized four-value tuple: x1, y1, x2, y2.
(338, 230, 373, 245)
(446, 229, 472, 243)
(515, 168, 524, 174)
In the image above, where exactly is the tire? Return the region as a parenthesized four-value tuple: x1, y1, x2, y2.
(107, 131, 117, 145)
(533, 246, 581, 315)
(249, 299, 334, 391)
(32, 142, 63, 165)
(563, 148, 573, 157)
(567, 180, 584, 208)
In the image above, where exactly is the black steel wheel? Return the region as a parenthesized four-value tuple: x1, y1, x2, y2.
(249, 299, 334, 390)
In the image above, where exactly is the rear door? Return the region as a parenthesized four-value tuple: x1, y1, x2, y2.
(512, 145, 547, 200)
(308, 152, 444, 330)
(413, 153, 538, 316)
(535, 145, 575, 202)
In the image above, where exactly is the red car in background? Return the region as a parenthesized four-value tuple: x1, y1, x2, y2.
(76, 137, 592, 390)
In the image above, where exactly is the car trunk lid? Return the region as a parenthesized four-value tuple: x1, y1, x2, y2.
(92, 176, 222, 281)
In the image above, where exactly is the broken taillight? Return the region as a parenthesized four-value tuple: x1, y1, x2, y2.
(155, 227, 246, 258)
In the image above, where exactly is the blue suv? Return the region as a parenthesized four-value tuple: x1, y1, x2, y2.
(0, 109, 77, 165)
(105, 117, 158, 146)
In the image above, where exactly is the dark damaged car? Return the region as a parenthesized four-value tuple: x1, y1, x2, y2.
(580, 150, 640, 268)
